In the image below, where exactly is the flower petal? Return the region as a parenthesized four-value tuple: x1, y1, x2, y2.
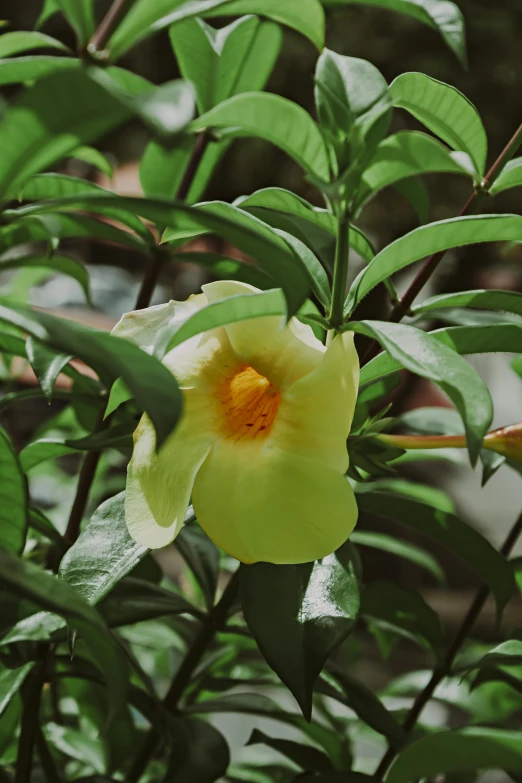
(273, 332, 360, 472)
(192, 440, 358, 564)
(202, 280, 324, 389)
(112, 293, 207, 354)
(125, 402, 212, 548)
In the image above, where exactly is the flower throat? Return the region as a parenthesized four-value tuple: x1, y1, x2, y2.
(219, 364, 280, 440)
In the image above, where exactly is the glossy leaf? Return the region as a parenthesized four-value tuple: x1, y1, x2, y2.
(463, 640, 522, 673)
(109, 0, 325, 59)
(0, 300, 182, 448)
(0, 30, 70, 57)
(14, 194, 310, 317)
(0, 69, 133, 201)
(247, 728, 333, 771)
(173, 251, 273, 289)
(318, 668, 407, 748)
(414, 289, 522, 318)
(45, 723, 106, 774)
(0, 252, 93, 304)
(176, 519, 220, 610)
(192, 93, 331, 181)
(348, 320, 493, 463)
(346, 214, 522, 312)
(98, 577, 201, 627)
(236, 187, 375, 263)
(20, 438, 78, 472)
(25, 337, 72, 402)
(350, 530, 445, 583)
(362, 580, 443, 653)
(170, 16, 282, 113)
(240, 541, 361, 719)
(390, 72, 487, 173)
(155, 289, 286, 356)
(70, 146, 114, 178)
(0, 663, 33, 717)
(387, 728, 522, 783)
(356, 487, 515, 614)
(166, 716, 230, 782)
(0, 428, 28, 554)
(490, 158, 522, 195)
(394, 176, 430, 223)
(0, 55, 79, 85)
(360, 323, 522, 387)
(357, 131, 468, 207)
(315, 49, 391, 138)
(323, 0, 466, 66)
(56, 0, 94, 44)
(0, 549, 126, 720)
(59, 493, 149, 606)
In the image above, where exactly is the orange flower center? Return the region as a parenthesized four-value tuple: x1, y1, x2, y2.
(218, 364, 281, 440)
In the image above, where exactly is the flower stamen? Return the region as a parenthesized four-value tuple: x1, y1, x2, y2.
(218, 364, 281, 440)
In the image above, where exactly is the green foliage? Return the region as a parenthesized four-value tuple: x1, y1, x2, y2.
(1, 2, 522, 781)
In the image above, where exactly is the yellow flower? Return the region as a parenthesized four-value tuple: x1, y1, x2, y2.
(113, 281, 360, 564)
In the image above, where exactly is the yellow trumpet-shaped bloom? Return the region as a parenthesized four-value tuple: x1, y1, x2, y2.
(113, 281, 360, 564)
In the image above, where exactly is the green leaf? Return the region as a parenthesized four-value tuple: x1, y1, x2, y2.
(356, 487, 515, 614)
(463, 640, 522, 673)
(362, 580, 443, 653)
(69, 146, 114, 178)
(166, 716, 230, 782)
(345, 214, 522, 313)
(0, 213, 147, 255)
(13, 173, 150, 240)
(240, 541, 360, 719)
(276, 230, 331, 308)
(0, 662, 33, 717)
(0, 252, 92, 305)
(191, 93, 331, 181)
(25, 337, 72, 402)
(59, 492, 149, 606)
(0, 69, 133, 200)
(394, 176, 430, 223)
(236, 187, 375, 263)
(0, 55, 79, 86)
(0, 31, 71, 57)
(45, 722, 106, 774)
(0, 549, 127, 720)
(109, 0, 325, 59)
(490, 158, 522, 195)
(387, 728, 522, 783)
(247, 728, 333, 771)
(414, 289, 522, 318)
(98, 577, 201, 627)
(360, 323, 522, 388)
(173, 252, 273, 289)
(350, 530, 445, 583)
(318, 668, 407, 748)
(390, 72, 487, 174)
(0, 428, 28, 554)
(356, 131, 468, 207)
(19, 438, 77, 472)
(0, 301, 182, 448)
(176, 519, 220, 610)
(348, 320, 493, 464)
(28, 506, 64, 546)
(12, 194, 310, 317)
(155, 289, 286, 357)
(323, 0, 466, 67)
(56, 0, 94, 44)
(170, 16, 282, 113)
(296, 774, 373, 783)
(315, 49, 391, 139)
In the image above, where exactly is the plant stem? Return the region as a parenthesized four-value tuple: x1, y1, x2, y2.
(87, 0, 133, 54)
(36, 726, 62, 783)
(361, 120, 522, 365)
(127, 571, 240, 783)
(329, 212, 351, 330)
(373, 510, 522, 781)
(15, 656, 46, 783)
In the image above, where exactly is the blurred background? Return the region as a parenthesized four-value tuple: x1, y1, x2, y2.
(1, 1, 522, 775)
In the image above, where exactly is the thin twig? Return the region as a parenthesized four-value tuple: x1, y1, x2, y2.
(15, 655, 47, 783)
(373, 510, 522, 780)
(361, 121, 522, 365)
(87, 0, 133, 55)
(127, 571, 240, 783)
